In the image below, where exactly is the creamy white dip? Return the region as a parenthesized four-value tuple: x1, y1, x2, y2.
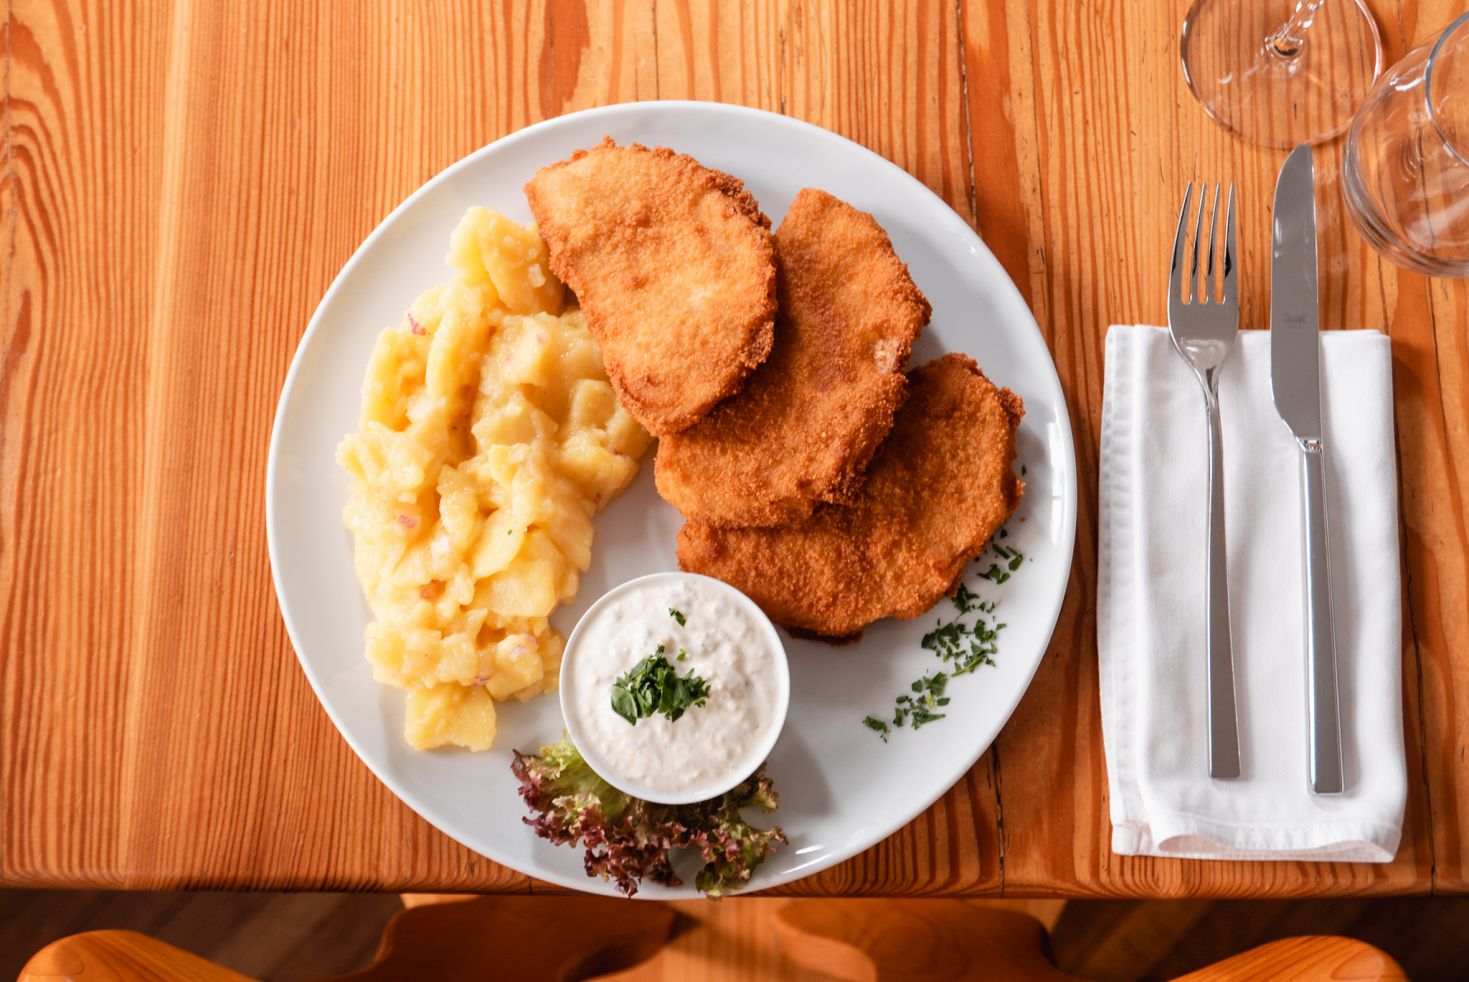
(561, 572, 789, 803)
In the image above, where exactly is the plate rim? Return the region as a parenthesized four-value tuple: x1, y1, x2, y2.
(266, 99, 1079, 896)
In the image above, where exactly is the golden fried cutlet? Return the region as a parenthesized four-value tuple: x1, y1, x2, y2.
(654, 188, 931, 527)
(677, 354, 1024, 640)
(525, 139, 777, 435)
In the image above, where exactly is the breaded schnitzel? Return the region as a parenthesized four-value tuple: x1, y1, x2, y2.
(525, 140, 777, 435)
(654, 188, 931, 527)
(677, 354, 1024, 640)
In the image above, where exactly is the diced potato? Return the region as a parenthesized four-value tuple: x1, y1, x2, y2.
(540, 492, 595, 570)
(404, 684, 498, 751)
(559, 438, 637, 503)
(448, 209, 499, 294)
(482, 442, 531, 490)
(482, 553, 559, 619)
(473, 392, 554, 448)
(364, 623, 409, 687)
(484, 633, 545, 700)
(426, 295, 492, 403)
(471, 508, 527, 579)
(538, 632, 565, 693)
(556, 311, 605, 376)
(567, 379, 618, 429)
(359, 331, 427, 430)
(494, 314, 560, 389)
(340, 425, 433, 495)
(387, 625, 442, 686)
(436, 467, 480, 554)
(450, 207, 565, 316)
(421, 630, 483, 686)
(607, 409, 653, 458)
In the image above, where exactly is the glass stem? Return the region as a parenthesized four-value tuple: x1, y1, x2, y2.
(1268, 0, 1330, 58)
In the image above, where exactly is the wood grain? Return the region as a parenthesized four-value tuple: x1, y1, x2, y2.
(19, 932, 253, 982)
(1173, 936, 1407, 982)
(2, 0, 1467, 897)
(5, 906, 1416, 982)
(774, 900, 1078, 980)
(12, 889, 1469, 980)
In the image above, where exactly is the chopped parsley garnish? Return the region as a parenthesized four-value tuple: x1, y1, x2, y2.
(862, 716, 892, 742)
(677, 648, 688, 662)
(669, 607, 687, 626)
(993, 543, 1024, 571)
(922, 614, 1002, 676)
(892, 672, 951, 730)
(611, 650, 710, 726)
(951, 582, 986, 614)
(864, 533, 1017, 740)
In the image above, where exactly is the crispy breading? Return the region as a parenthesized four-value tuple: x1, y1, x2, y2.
(654, 188, 931, 527)
(677, 354, 1024, 640)
(525, 139, 777, 435)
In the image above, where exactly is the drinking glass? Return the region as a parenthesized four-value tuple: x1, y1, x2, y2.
(1343, 13, 1469, 277)
(1181, 0, 1383, 148)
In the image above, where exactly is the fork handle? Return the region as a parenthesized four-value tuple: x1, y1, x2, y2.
(1299, 439, 1344, 794)
(1204, 389, 1241, 779)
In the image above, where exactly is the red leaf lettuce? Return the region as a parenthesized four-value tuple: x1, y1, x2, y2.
(511, 738, 785, 897)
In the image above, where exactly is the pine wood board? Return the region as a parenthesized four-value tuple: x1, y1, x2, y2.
(2, 0, 1465, 897)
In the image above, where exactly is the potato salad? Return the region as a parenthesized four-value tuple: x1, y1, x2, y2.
(337, 208, 650, 751)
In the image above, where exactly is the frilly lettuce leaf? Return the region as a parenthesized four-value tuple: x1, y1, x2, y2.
(511, 737, 785, 897)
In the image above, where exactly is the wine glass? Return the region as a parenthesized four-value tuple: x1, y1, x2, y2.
(1343, 12, 1469, 277)
(1181, 0, 1383, 149)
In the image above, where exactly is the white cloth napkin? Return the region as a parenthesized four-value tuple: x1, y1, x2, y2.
(1098, 325, 1405, 862)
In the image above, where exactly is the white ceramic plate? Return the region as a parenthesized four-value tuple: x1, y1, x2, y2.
(267, 101, 1077, 898)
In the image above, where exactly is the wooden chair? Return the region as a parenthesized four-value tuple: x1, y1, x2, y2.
(18, 896, 1406, 981)
(773, 900, 1408, 982)
(17, 896, 676, 982)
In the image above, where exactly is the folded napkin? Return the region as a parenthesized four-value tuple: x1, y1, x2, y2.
(1098, 325, 1405, 862)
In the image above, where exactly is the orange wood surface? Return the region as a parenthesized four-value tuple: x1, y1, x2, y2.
(14, 902, 1409, 981)
(2, 0, 1466, 896)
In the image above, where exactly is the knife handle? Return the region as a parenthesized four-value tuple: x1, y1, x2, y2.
(1299, 439, 1345, 795)
(1204, 390, 1241, 780)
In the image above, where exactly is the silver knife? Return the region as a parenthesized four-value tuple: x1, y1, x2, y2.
(1270, 144, 1345, 796)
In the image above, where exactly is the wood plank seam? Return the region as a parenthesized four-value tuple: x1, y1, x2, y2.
(1002, 0, 1066, 898)
(1, 0, 24, 882)
(776, 21, 785, 117)
(3, 0, 12, 354)
(650, 0, 661, 97)
(952, 0, 979, 230)
(951, 0, 1007, 899)
(1398, 452, 1439, 896)
(1368, 234, 1437, 897)
(1381, 6, 1448, 898)
(992, 742, 1009, 894)
(1415, 290, 1448, 896)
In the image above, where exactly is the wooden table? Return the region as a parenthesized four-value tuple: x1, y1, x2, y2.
(4, 0, 1466, 898)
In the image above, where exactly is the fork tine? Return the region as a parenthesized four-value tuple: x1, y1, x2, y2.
(1171, 182, 1193, 304)
(1190, 182, 1206, 303)
(1205, 185, 1220, 305)
(1222, 183, 1238, 304)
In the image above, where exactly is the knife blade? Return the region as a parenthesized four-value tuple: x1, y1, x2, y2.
(1270, 144, 1345, 796)
(1271, 145, 1322, 443)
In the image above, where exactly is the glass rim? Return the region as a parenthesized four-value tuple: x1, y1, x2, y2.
(1426, 10, 1469, 168)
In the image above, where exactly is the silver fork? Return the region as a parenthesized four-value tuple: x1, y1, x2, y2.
(1167, 183, 1242, 780)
